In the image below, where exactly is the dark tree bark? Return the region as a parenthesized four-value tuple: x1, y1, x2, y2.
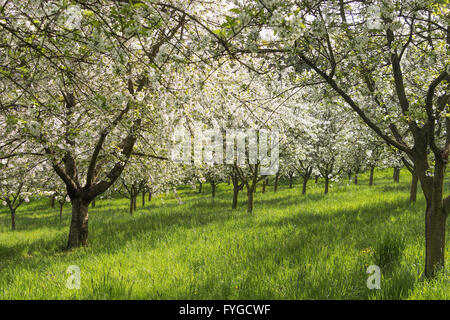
(247, 189, 254, 213)
(4, 194, 24, 231)
(232, 188, 239, 209)
(50, 195, 56, 209)
(287, 17, 449, 278)
(231, 171, 244, 210)
(67, 198, 89, 248)
(210, 180, 216, 198)
(302, 177, 308, 195)
(142, 190, 145, 207)
(91, 197, 96, 208)
(324, 177, 329, 194)
(393, 167, 400, 183)
(369, 166, 375, 186)
(10, 208, 16, 231)
(129, 195, 134, 215)
(296, 166, 312, 195)
(274, 171, 280, 192)
(198, 182, 202, 193)
(233, 163, 260, 213)
(421, 159, 448, 277)
(288, 172, 294, 188)
(148, 190, 152, 202)
(401, 157, 418, 204)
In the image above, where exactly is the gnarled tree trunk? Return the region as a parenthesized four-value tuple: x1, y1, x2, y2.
(67, 198, 90, 248)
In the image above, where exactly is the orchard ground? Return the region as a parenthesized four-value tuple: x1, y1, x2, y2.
(0, 168, 449, 300)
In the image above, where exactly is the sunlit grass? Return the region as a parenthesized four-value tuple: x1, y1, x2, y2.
(0, 168, 449, 299)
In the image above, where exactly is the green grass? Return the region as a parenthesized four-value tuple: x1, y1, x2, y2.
(0, 169, 449, 299)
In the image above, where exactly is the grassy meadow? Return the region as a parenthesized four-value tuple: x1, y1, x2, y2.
(0, 168, 449, 300)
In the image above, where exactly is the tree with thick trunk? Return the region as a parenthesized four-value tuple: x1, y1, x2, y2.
(0, 3, 186, 248)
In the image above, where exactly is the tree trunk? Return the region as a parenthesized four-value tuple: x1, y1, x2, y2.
(198, 182, 202, 193)
(247, 189, 254, 213)
(354, 172, 358, 185)
(369, 166, 375, 186)
(148, 190, 152, 202)
(410, 172, 418, 203)
(232, 187, 239, 209)
(67, 198, 89, 248)
(129, 195, 134, 215)
(348, 172, 352, 182)
(50, 196, 55, 209)
(425, 206, 447, 277)
(420, 161, 447, 278)
(393, 167, 400, 183)
(211, 182, 216, 198)
(91, 197, 96, 208)
(142, 190, 145, 207)
(262, 179, 266, 193)
(302, 177, 308, 195)
(315, 176, 318, 184)
(289, 173, 293, 188)
(324, 177, 329, 194)
(274, 171, 280, 192)
(10, 208, 16, 231)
